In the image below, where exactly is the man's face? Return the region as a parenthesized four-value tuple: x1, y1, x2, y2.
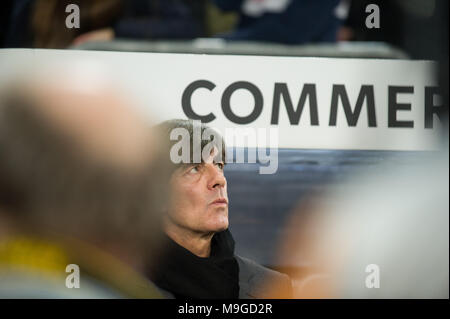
(167, 149, 228, 234)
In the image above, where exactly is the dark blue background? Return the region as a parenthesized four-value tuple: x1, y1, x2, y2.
(225, 148, 434, 269)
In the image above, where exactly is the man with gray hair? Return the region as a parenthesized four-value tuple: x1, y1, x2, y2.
(149, 119, 292, 299)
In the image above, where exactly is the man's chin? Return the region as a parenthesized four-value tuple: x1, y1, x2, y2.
(207, 220, 229, 233)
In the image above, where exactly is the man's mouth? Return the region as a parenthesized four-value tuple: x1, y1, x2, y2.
(210, 198, 228, 206)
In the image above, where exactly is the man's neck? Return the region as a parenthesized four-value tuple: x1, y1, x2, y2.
(164, 222, 214, 258)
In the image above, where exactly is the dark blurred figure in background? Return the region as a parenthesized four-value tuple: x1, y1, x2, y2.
(1, 0, 206, 48)
(212, 0, 344, 44)
(1, 0, 122, 48)
(339, 0, 448, 60)
(73, 0, 206, 46)
(0, 63, 168, 297)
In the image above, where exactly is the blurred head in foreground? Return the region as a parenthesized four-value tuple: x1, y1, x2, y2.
(273, 151, 449, 299)
(0, 63, 168, 297)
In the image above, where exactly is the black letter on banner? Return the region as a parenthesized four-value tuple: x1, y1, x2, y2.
(182, 80, 216, 123)
(329, 85, 376, 127)
(271, 83, 319, 125)
(222, 81, 263, 124)
(388, 86, 414, 128)
(425, 87, 444, 129)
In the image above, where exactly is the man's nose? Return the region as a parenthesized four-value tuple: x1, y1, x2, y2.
(206, 164, 226, 190)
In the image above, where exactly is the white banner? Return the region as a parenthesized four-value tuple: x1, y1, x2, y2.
(0, 49, 444, 150)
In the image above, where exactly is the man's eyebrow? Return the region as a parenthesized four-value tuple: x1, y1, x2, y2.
(213, 158, 226, 165)
(179, 162, 203, 168)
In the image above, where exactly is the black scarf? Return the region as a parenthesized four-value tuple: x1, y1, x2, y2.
(148, 230, 239, 299)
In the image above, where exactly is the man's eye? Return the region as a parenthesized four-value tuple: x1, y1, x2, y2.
(188, 165, 200, 174)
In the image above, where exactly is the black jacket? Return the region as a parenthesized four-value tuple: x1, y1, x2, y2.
(157, 254, 292, 299)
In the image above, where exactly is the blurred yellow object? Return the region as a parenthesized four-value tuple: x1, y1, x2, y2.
(0, 237, 68, 280)
(0, 236, 164, 298)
